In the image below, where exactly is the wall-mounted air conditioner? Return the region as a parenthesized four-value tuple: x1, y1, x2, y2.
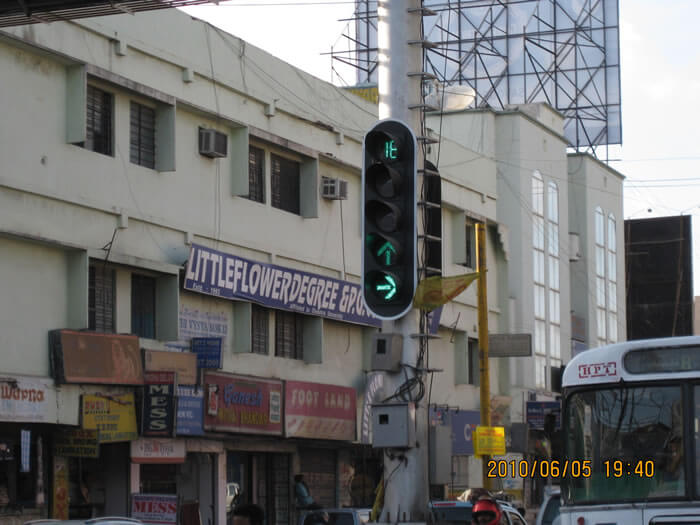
(198, 128, 228, 158)
(321, 176, 348, 200)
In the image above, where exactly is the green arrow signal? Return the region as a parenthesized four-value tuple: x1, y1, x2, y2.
(377, 241, 397, 266)
(374, 274, 398, 300)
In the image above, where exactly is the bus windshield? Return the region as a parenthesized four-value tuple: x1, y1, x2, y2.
(564, 384, 686, 503)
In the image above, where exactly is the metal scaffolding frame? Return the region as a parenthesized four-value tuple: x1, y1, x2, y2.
(331, 0, 621, 155)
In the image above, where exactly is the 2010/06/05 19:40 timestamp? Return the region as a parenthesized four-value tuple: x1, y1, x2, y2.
(486, 459, 656, 479)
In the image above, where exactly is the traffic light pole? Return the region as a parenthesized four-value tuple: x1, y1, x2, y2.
(376, 0, 428, 522)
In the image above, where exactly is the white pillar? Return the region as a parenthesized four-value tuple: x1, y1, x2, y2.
(376, 0, 429, 521)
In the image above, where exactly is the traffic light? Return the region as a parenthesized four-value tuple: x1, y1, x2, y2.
(362, 119, 417, 320)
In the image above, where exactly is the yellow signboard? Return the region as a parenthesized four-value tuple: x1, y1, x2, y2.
(473, 426, 506, 456)
(344, 85, 379, 104)
(82, 393, 138, 442)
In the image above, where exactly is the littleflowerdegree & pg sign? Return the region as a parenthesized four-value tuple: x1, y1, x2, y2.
(184, 244, 380, 327)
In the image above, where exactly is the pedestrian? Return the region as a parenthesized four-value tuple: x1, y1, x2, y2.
(295, 474, 321, 510)
(471, 498, 502, 525)
(233, 503, 265, 525)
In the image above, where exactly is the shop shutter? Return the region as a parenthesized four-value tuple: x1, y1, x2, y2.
(299, 448, 337, 508)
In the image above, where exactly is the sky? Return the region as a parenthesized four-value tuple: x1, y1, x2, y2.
(180, 0, 700, 297)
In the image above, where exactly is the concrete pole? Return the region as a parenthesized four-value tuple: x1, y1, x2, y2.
(376, 0, 428, 521)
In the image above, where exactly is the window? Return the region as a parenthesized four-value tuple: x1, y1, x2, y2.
(275, 310, 303, 359)
(130, 101, 156, 169)
(89, 263, 115, 332)
(131, 274, 156, 338)
(468, 338, 480, 386)
(247, 146, 265, 203)
(251, 304, 269, 355)
(84, 85, 113, 156)
(607, 213, 618, 343)
(271, 154, 300, 214)
(464, 220, 476, 268)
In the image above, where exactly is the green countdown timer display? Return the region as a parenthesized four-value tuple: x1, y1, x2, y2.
(384, 139, 398, 160)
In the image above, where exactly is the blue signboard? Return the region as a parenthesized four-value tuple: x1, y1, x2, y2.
(526, 401, 561, 430)
(451, 410, 480, 455)
(184, 244, 380, 327)
(176, 386, 204, 436)
(192, 337, 222, 369)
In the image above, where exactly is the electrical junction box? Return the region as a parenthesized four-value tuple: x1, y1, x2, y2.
(371, 402, 415, 448)
(429, 414, 453, 485)
(370, 333, 403, 372)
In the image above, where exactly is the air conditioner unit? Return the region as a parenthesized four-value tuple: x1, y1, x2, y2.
(198, 128, 227, 158)
(321, 176, 348, 200)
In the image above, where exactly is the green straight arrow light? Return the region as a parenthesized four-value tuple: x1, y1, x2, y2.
(375, 274, 397, 300)
(377, 241, 397, 266)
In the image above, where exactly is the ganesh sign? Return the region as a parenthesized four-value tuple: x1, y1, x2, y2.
(203, 372, 282, 435)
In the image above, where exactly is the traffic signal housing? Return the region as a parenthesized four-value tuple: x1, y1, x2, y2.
(362, 119, 417, 320)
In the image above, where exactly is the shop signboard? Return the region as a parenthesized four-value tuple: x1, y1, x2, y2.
(130, 438, 186, 464)
(0, 375, 56, 422)
(144, 350, 198, 385)
(81, 393, 138, 442)
(184, 243, 381, 327)
(360, 372, 384, 445)
(142, 372, 175, 437)
(131, 493, 178, 525)
(285, 380, 356, 441)
(49, 330, 143, 385)
(451, 410, 480, 455)
(192, 337, 222, 369)
(203, 372, 282, 435)
(526, 401, 561, 430)
(54, 429, 99, 458)
(175, 385, 204, 436)
(52, 456, 69, 519)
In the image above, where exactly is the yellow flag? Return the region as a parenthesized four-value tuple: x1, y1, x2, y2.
(413, 272, 480, 312)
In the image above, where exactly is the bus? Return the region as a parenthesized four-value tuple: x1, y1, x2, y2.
(559, 336, 700, 524)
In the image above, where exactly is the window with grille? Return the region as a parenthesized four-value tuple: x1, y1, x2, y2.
(464, 220, 476, 269)
(251, 304, 269, 355)
(84, 85, 113, 156)
(468, 338, 479, 386)
(89, 263, 115, 332)
(275, 310, 303, 359)
(247, 146, 265, 203)
(131, 274, 156, 338)
(271, 154, 300, 215)
(130, 101, 156, 169)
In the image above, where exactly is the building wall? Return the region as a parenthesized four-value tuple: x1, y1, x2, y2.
(568, 153, 626, 348)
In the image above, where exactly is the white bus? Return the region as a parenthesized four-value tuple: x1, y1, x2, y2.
(559, 336, 700, 524)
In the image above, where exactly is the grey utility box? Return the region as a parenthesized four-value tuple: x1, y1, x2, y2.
(371, 333, 403, 372)
(429, 415, 453, 484)
(371, 402, 416, 448)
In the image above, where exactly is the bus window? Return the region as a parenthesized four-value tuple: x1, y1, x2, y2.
(565, 385, 684, 503)
(696, 385, 700, 499)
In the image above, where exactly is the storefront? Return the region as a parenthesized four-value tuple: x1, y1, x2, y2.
(285, 380, 356, 510)
(205, 372, 288, 525)
(0, 375, 72, 525)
